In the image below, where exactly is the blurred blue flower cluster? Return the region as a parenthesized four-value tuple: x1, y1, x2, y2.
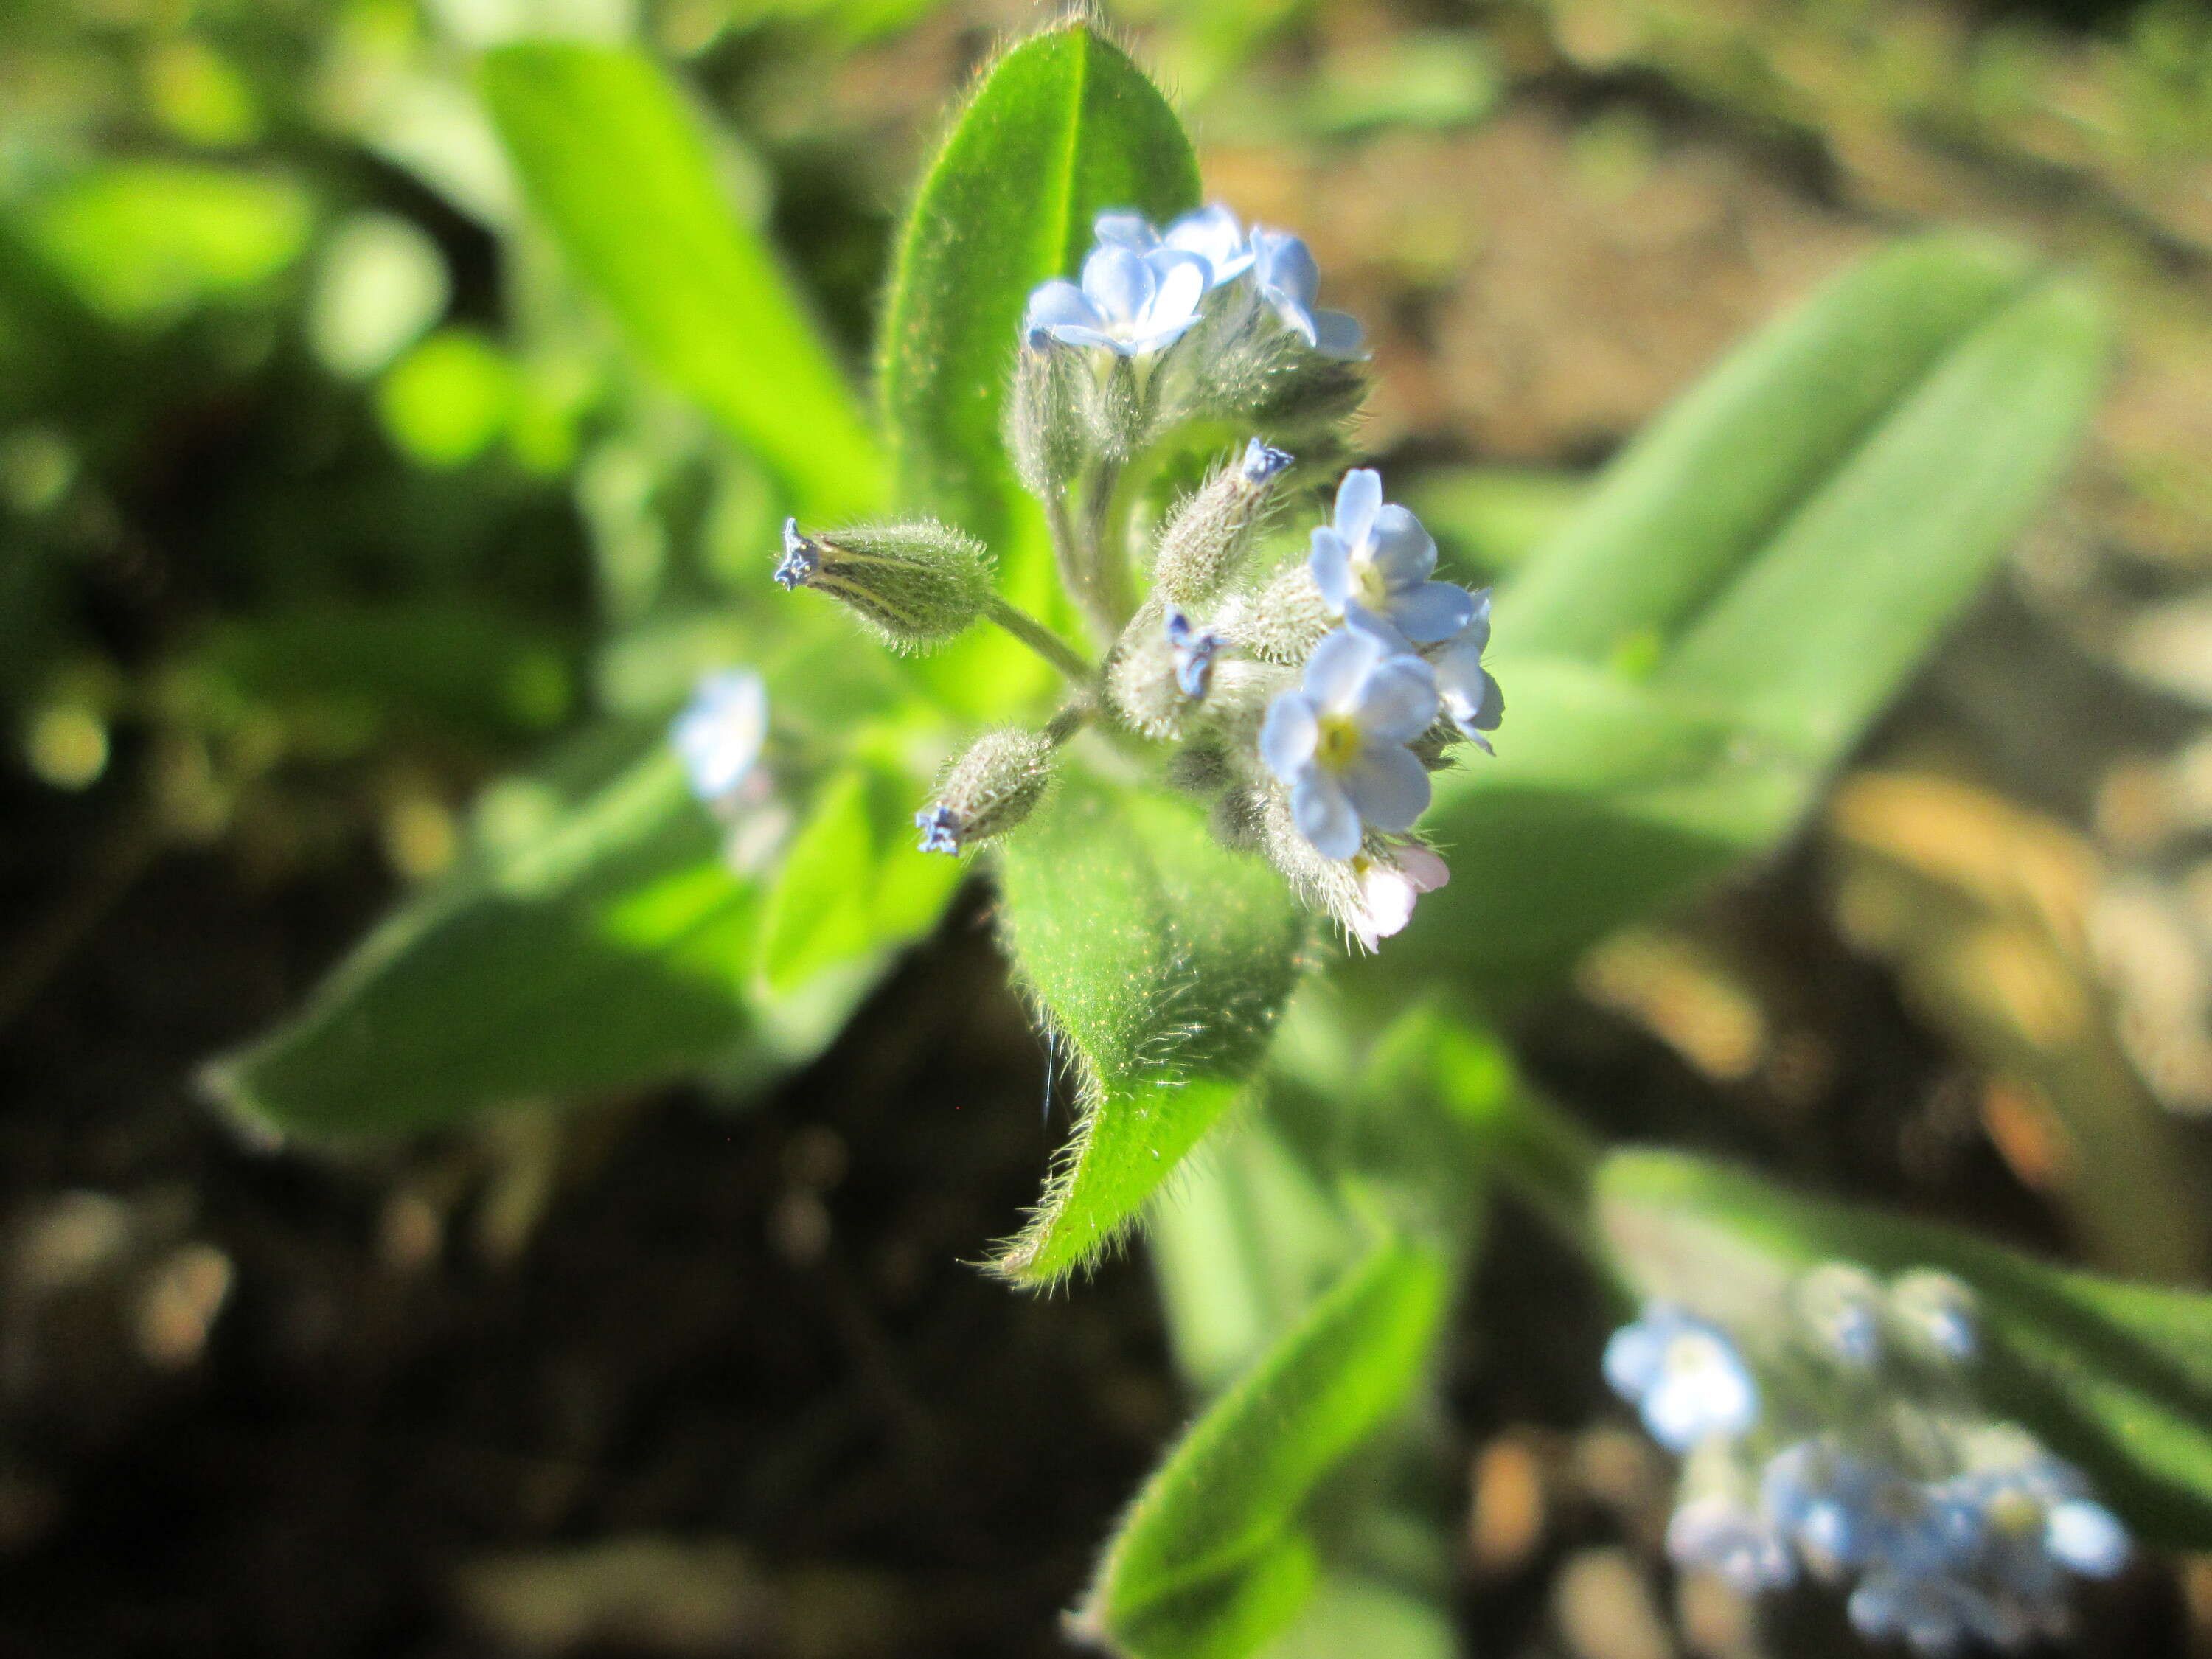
(1605, 1270, 2130, 1652)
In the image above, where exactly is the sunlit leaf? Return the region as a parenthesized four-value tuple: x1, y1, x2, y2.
(1081, 1233, 1448, 1659)
(879, 18, 1199, 557)
(990, 768, 1306, 1285)
(481, 42, 883, 519)
(1599, 1149, 2212, 1547)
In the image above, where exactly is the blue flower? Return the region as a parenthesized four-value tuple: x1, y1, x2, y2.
(1023, 243, 1210, 357)
(1259, 627, 1437, 860)
(1164, 609, 1223, 698)
(1094, 202, 1255, 288)
(1251, 229, 1364, 360)
(1309, 470, 1475, 647)
(1426, 588, 1502, 750)
(1669, 1492, 1798, 1593)
(1602, 1302, 1761, 1451)
(2044, 1499, 2129, 1579)
(671, 669, 768, 804)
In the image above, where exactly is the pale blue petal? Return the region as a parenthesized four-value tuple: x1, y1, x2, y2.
(1308, 527, 1352, 609)
(1259, 692, 1319, 782)
(1082, 244, 1152, 324)
(2045, 1501, 2129, 1578)
(1125, 316, 1200, 356)
(1303, 626, 1384, 710)
(1342, 602, 1412, 650)
(1333, 468, 1382, 549)
(1165, 203, 1251, 283)
(1142, 250, 1210, 331)
(1338, 744, 1430, 834)
(1292, 771, 1361, 860)
(1356, 655, 1439, 743)
(1044, 323, 1129, 355)
(1271, 295, 1319, 347)
(1391, 580, 1475, 645)
(671, 670, 767, 801)
(1310, 308, 1366, 360)
(1462, 588, 1493, 654)
(1603, 1321, 1666, 1402)
(1093, 209, 1158, 251)
(1367, 505, 1439, 584)
(1254, 229, 1318, 307)
(1023, 279, 1099, 340)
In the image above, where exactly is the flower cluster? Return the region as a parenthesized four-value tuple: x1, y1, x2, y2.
(1605, 1270, 2132, 1652)
(730, 200, 1498, 950)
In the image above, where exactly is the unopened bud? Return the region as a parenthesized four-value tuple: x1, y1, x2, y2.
(1792, 1264, 1883, 1368)
(1008, 341, 1088, 501)
(1152, 439, 1293, 609)
(1886, 1270, 1978, 1365)
(1220, 560, 1335, 667)
(914, 727, 1057, 854)
(1161, 288, 1366, 440)
(775, 518, 992, 652)
(1107, 604, 1240, 742)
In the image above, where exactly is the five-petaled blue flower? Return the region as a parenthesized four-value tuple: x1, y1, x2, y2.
(1310, 469, 1475, 646)
(672, 669, 768, 804)
(1023, 244, 1209, 357)
(1252, 229, 1365, 360)
(1094, 202, 1254, 289)
(1259, 627, 1437, 860)
(1603, 1301, 1761, 1452)
(1164, 609, 1223, 699)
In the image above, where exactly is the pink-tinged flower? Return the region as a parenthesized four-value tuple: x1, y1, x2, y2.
(1346, 841, 1449, 951)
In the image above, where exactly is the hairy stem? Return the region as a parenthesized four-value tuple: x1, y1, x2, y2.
(985, 595, 1096, 684)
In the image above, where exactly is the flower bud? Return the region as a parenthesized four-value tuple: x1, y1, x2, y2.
(774, 518, 992, 652)
(1106, 602, 1214, 741)
(1152, 439, 1293, 610)
(914, 727, 1057, 854)
(1007, 340, 1089, 501)
(1085, 353, 1152, 463)
(1161, 287, 1366, 439)
(1220, 560, 1335, 668)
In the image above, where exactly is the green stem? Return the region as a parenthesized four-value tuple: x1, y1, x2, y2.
(1079, 462, 1138, 635)
(984, 595, 1096, 684)
(1471, 1085, 1606, 1264)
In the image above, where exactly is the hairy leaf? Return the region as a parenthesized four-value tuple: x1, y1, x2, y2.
(1082, 1234, 1447, 1659)
(1599, 1149, 2212, 1547)
(991, 770, 1306, 1285)
(481, 43, 882, 520)
(880, 20, 1199, 554)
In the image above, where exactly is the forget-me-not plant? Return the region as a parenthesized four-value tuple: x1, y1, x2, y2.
(672, 669, 768, 806)
(1606, 1270, 2133, 1652)
(1023, 243, 1211, 357)
(1309, 469, 1476, 645)
(1259, 627, 1439, 862)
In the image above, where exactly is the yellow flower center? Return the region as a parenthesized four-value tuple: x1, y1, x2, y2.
(1316, 714, 1362, 770)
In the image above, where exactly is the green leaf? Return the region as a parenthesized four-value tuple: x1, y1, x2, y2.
(24, 161, 312, 325)
(1081, 1234, 1448, 1659)
(204, 729, 765, 1138)
(1385, 656, 1804, 990)
(1654, 274, 2107, 751)
(480, 42, 883, 520)
(1402, 239, 2105, 995)
(1503, 234, 2036, 664)
(991, 768, 1306, 1285)
(1598, 1149, 2212, 1547)
(1257, 1576, 1459, 1659)
(757, 757, 962, 995)
(879, 20, 1199, 558)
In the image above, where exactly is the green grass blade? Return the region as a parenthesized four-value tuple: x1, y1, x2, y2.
(1655, 274, 2108, 751)
(1081, 1234, 1448, 1659)
(1502, 234, 2032, 664)
(481, 42, 883, 520)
